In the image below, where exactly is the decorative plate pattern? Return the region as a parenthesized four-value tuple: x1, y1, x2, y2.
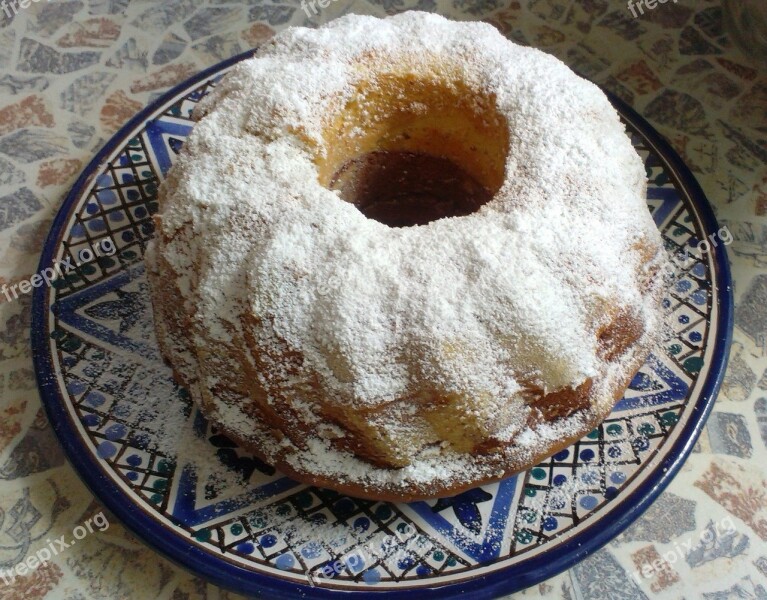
(32, 52, 733, 599)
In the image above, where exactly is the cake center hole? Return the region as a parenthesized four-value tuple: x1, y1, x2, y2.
(329, 150, 493, 228)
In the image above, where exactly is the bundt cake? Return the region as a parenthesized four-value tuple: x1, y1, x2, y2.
(145, 11, 667, 501)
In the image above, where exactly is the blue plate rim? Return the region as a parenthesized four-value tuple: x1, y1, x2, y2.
(31, 50, 734, 599)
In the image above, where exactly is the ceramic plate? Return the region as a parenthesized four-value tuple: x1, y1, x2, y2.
(32, 51, 733, 599)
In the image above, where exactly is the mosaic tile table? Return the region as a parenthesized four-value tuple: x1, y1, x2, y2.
(0, 1, 765, 599)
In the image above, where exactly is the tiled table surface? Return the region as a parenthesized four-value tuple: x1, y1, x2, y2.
(0, 1, 765, 598)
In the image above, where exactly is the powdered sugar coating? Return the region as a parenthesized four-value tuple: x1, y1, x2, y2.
(145, 12, 665, 498)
